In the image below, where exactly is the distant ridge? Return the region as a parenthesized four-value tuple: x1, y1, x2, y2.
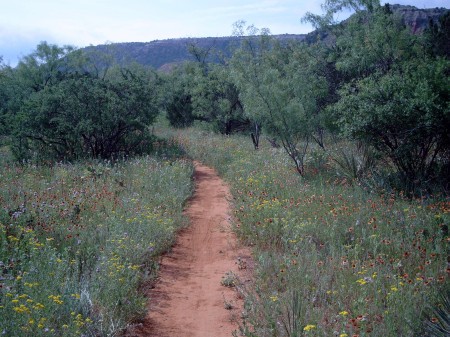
(389, 4, 447, 34)
(83, 34, 306, 71)
(82, 5, 448, 71)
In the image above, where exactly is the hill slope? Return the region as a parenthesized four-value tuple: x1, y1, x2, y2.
(83, 5, 448, 71)
(83, 34, 305, 71)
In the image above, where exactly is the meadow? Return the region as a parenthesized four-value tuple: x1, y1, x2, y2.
(0, 142, 193, 336)
(1, 127, 448, 337)
(173, 128, 449, 337)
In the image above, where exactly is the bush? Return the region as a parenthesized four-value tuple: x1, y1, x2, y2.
(13, 70, 159, 161)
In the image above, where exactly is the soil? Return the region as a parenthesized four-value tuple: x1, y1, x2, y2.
(126, 161, 252, 337)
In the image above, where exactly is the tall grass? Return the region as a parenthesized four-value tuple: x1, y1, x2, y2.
(173, 128, 449, 337)
(0, 149, 193, 336)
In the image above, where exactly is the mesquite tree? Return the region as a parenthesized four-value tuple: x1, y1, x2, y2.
(231, 31, 328, 175)
(4, 42, 160, 161)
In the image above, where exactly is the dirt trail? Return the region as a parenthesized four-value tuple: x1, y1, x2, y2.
(127, 161, 251, 337)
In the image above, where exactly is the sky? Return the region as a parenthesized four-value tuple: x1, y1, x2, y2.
(1, 0, 449, 66)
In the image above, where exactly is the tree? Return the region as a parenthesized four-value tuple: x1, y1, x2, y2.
(335, 57, 450, 187)
(15, 42, 78, 92)
(0, 58, 7, 140)
(6, 43, 160, 161)
(231, 31, 329, 175)
(424, 10, 450, 58)
(303, 0, 381, 29)
(167, 42, 249, 134)
(161, 65, 195, 128)
(190, 62, 248, 134)
(15, 68, 159, 160)
(304, 1, 450, 189)
(333, 4, 420, 79)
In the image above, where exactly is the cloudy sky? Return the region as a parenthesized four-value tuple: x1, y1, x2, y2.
(1, 0, 448, 65)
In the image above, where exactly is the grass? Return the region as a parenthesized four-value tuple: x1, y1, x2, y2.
(171, 127, 449, 337)
(2, 126, 448, 336)
(0, 147, 194, 336)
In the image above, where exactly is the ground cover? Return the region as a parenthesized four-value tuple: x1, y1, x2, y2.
(0, 149, 193, 336)
(174, 128, 449, 337)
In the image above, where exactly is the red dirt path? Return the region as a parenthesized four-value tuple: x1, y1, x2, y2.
(127, 161, 251, 337)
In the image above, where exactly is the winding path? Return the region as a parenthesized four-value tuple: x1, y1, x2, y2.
(127, 161, 250, 337)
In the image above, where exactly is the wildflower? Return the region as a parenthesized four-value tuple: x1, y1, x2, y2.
(340, 334, 349, 337)
(33, 303, 45, 310)
(339, 311, 349, 316)
(303, 324, 316, 331)
(13, 305, 30, 314)
(356, 278, 367, 285)
(270, 295, 278, 302)
(356, 315, 367, 321)
(48, 295, 63, 305)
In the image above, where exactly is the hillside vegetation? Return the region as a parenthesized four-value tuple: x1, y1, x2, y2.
(0, 0, 449, 336)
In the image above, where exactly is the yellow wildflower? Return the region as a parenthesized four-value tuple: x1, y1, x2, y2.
(303, 324, 316, 331)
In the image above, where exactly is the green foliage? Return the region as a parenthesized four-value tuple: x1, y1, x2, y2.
(302, 2, 450, 191)
(302, 0, 381, 29)
(0, 60, 8, 139)
(330, 140, 379, 182)
(3, 42, 160, 162)
(421, 290, 450, 337)
(14, 42, 78, 92)
(333, 5, 420, 78)
(424, 10, 450, 58)
(190, 62, 249, 134)
(161, 66, 195, 128)
(162, 43, 250, 134)
(15, 71, 159, 161)
(183, 42, 251, 135)
(231, 32, 329, 174)
(166, 92, 194, 128)
(335, 58, 450, 188)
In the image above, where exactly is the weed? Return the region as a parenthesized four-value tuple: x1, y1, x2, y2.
(420, 289, 450, 336)
(223, 294, 235, 310)
(222, 271, 237, 288)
